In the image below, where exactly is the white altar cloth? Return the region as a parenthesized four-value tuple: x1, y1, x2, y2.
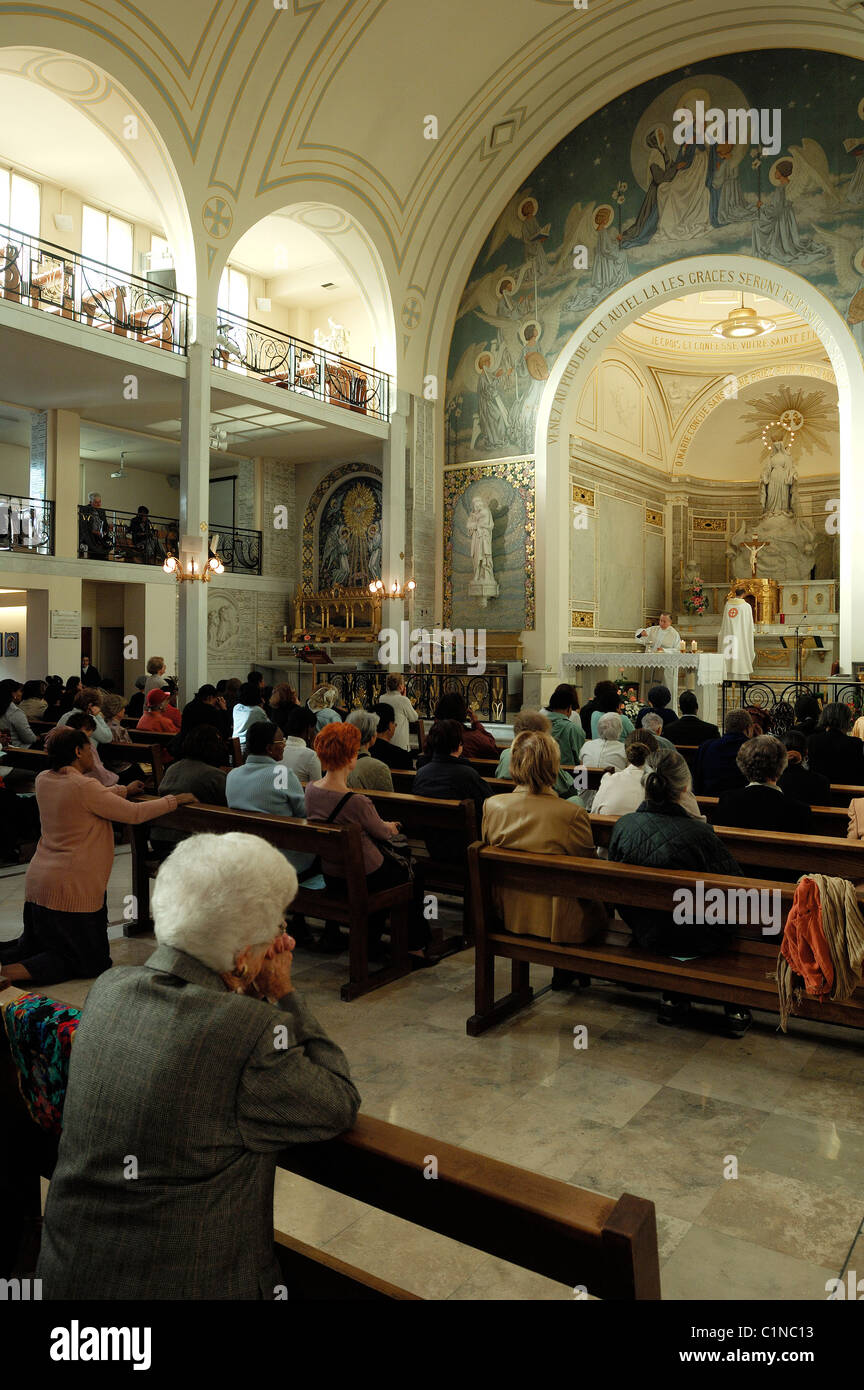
(559, 650, 726, 722)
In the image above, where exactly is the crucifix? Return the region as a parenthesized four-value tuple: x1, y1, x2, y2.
(743, 534, 770, 577)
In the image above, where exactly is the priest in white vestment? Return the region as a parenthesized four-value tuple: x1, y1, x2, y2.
(635, 612, 681, 653)
(718, 590, 755, 679)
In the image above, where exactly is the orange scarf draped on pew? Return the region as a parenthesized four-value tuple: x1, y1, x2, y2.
(777, 874, 864, 1030)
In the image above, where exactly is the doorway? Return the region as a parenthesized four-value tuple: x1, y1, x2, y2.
(98, 626, 125, 691)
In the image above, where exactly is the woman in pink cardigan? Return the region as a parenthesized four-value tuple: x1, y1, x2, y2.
(0, 726, 195, 986)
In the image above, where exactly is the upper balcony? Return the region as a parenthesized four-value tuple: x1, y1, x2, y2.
(212, 308, 391, 424)
(0, 221, 189, 355)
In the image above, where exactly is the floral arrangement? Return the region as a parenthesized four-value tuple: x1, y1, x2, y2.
(683, 575, 709, 615)
(616, 678, 641, 722)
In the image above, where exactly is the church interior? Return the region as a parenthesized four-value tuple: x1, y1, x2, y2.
(2, 0, 864, 1339)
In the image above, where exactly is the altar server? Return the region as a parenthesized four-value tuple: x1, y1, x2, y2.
(718, 588, 755, 680)
(635, 612, 681, 653)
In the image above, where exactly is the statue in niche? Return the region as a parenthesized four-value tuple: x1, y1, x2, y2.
(727, 433, 818, 581)
(466, 493, 500, 607)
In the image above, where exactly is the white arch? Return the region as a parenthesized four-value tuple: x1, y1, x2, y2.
(534, 254, 864, 671)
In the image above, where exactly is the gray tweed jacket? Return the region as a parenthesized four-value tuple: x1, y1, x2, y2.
(37, 944, 360, 1300)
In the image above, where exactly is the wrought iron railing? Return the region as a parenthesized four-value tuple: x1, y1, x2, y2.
(211, 307, 391, 422)
(0, 222, 188, 353)
(210, 523, 261, 575)
(77, 507, 262, 575)
(0, 494, 53, 553)
(329, 668, 509, 722)
(722, 679, 864, 733)
(78, 506, 179, 564)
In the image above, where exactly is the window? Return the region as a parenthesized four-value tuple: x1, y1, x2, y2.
(81, 205, 133, 275)
(149, 234, 172, 269)
(218, 266, 249, 320)
(0, 168, 40, 237)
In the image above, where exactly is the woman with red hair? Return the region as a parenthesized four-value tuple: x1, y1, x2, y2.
(305, 722, 432, 961)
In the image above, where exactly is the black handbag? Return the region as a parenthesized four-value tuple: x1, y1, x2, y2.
(324, 792, 413, 880)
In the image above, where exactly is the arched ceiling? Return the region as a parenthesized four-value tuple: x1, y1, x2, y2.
(0, 2, 861, 381)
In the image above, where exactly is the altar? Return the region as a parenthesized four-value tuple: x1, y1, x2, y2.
(559, 650, 726, 724)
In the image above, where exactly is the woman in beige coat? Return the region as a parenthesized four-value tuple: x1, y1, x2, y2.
(481, 730, 607, 987)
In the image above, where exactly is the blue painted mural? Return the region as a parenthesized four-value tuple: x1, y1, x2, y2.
(446, 50, 864, 464)
(317, 476, 382, 590)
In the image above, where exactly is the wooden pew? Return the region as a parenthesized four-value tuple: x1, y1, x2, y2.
(0, 998, 659, 1300)
(466, 847, 864, 1036)
(277, 1112, 659, 1300)
(128, 800, 415, 1001)
(350, 788, 477, 948)
(0, 743, 164, 789)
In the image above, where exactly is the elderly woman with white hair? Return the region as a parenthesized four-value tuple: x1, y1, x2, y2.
(578, 712, 628, 772)
(36, 832, 360, 1300)
(346, 708, 393, 790)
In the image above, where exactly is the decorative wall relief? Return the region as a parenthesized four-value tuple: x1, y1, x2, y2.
(444, 460, 535, 630)
(447, 50, 864, 465)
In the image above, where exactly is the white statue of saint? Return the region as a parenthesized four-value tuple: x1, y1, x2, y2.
(760, 439, 796, 516)
(466, 494, 499, 605)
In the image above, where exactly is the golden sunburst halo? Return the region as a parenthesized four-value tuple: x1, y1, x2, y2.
(342, 484, 377, 534)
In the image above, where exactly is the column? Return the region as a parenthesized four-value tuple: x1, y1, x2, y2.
(45, 410, 80, 559)
(178, 340, 211, 699)
(381, 389, 408, 664)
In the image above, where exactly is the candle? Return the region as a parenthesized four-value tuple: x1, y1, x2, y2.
(282, 625, 287, 643)
(690, 640, 698, 653)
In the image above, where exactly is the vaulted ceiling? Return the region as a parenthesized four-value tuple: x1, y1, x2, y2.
(0, 0, 862, 387)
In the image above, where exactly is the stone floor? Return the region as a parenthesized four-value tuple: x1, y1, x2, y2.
(2, 852, 863, 1301)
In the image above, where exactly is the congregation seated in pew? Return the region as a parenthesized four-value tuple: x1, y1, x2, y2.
(0, 678, 39, 748)
(280, 704, 322, 783)
(65, 711, 119, 788)
(151, 725, 229, 858)
(540, 683, 585, 764)
(807, 701, 864, 785)
(56, 685, 113, 745)
(640, 711, 675, 752)
(607, 749, 751, 1036)
(580, 712, 629, 771)
(778, 729, 830, 807)
(634, 684, 676, 731)
(692, 707, 753, 796)
(592, 728, 659, 817)
(226, 720, 313, 877)
(412, 718, 491, 863)
(664, 688, 720, 747)
(346, 709, 394, 791)
(429, 691, 496, 760)
(482, 729, 607, 990)
(137, 687, 179, 736)
(371, 703, 415, 771)
(716, 735, 814, 834)
(495, 709, 575, 796)
(18, 679, 48, 723)
(306, 721, 432, 961)
(34, 832, 360, 1300)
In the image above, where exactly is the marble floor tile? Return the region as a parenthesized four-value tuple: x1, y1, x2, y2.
(742, 1113, 864, 1197)
(697, 1165, 864, 1267)
(570, 1130, 726, 1224)
(528, 1061, 662, 1128)
(447, 1255, 574, 1301)
(621, 1085, 770, 1161)
(460, 1100, 618, 1180)
(582, 1020, 715, 1083)
(660, 1225, 835, 1301)
(773, 1074, 864, 1136)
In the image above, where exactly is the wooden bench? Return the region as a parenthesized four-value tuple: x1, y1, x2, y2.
(0, 742, 164, 789)
(0, 996, 659, 1299)
(348, 788, 477, 948)
(276, 1112, 659, 1300)
(128, 800, 415, 1001)
(466, 847, 864, 1036)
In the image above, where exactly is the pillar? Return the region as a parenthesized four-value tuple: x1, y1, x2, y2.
(45, 410, 80, 559)
(381, 389, 409, 663)
(178, 340, 211, 699)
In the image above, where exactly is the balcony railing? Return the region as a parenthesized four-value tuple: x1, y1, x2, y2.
(0, 223, 188, 354)
(0, 494, 53, 554)
(77, 506, 262, 575)
(211, 308, 391, 422)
